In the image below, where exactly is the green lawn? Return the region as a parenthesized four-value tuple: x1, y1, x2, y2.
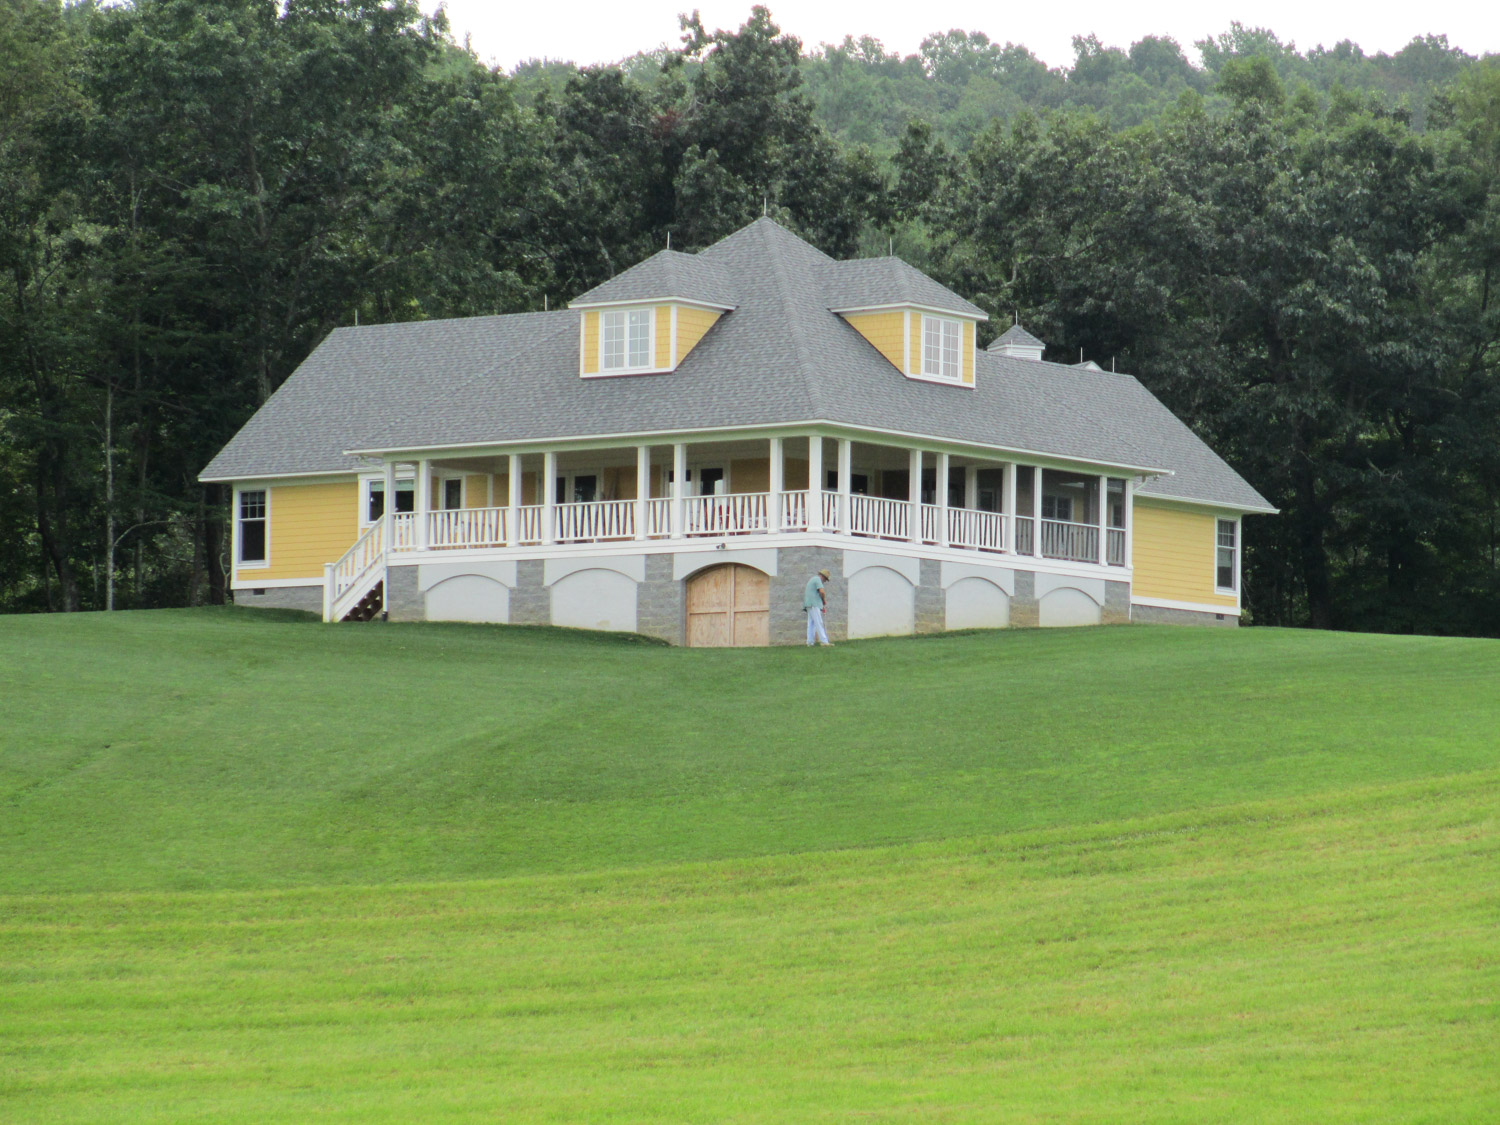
(1, 609, 1496, 1121)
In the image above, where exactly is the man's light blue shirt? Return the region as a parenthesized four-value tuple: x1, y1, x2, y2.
(804, 575, 824, 610)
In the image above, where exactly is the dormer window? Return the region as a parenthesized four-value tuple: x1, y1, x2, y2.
(922, 316, 962, 381)
(602, 309, 653, 372)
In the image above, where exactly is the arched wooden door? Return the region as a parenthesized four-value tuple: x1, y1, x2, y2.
(686, 565, 770, 647)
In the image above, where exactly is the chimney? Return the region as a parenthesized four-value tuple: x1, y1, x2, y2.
(988, 324, 1045, 361)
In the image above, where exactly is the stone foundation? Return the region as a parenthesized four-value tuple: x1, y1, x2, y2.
(1131, 603, 1239, 627)
(232, 584, 322, 614)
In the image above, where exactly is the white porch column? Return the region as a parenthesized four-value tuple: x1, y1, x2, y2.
(1003, 463, 1016, 553)
(837, 438, 852, 534)
(936, 451, 950, 548)
(382, 459, 396, 540)
(1124, 477, 1135, 568)
(1031, 465, 1044, 556)
(908, 447, 922, 544)
(542, 451, 557, 545)
(1097, 474, 1109, 565)
(635, 445, 650, 540)
(964, 465, 978, 510)
(671, 442, 686, 539)
(807, 436, 823, 533)
(768, 437, 783, 533)
(507, 453, 522, 546)
(416, 457, 431, 550)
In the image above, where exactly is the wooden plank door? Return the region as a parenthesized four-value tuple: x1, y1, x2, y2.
(686, 565, 769, 647)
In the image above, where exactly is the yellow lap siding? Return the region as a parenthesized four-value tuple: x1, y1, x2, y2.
(844, 311, 907, 373)
(463, 475, 490, 508)
(675, 306, 721, 364)
(1132, 501, 1238, 608)
(730, 457, 770, 493)
(963, 321, 975, 386)
(655, 306, 672, 369)
(240, 480, 358, 582)
(581, 311, 599, 374)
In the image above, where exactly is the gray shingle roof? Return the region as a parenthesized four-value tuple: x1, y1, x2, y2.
(570, 249, 738, 308)
(991, 324, 1046, 350)
(201, 218, 1273, 513)
(821, 257, 987, 318)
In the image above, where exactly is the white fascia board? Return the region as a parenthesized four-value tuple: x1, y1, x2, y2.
(569, 296, 736, 312)
(346, 421, 1175, 478)
(1134, 491, 1279, 516)
(199, 469, 358, 485)
(831, 302, 988, 322)
(1131, 595, 1241, 617)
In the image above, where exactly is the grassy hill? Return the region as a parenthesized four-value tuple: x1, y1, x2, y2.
(1, 610, 1496, 1121)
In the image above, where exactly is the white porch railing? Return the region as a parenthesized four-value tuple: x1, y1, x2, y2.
(646, 498, 671, 538)
(1041, 519, 1099, 563)
(1015, 515, 1034, 555)
(391, 512, 416, 551)
(556, 499, 635, 542)
(780, 490, 809, 530)
(949, 508, 1007, 552)
(685, 492, 769, 536)
(848, 494, 909, 540)
(373, 492, 1127, 567)
(1107, 528, 1126, 566)
(429, 507, 507, 550)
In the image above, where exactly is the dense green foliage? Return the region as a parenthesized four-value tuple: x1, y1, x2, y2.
(0, 613, 1496, 1119)
(2, 1, 1499, 634)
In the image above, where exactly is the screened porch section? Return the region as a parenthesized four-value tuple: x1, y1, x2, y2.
(372, 437, 1130, 567)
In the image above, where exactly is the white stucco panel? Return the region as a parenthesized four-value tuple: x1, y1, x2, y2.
(417, 560, 517, 593)
(545, 554, 646, 586)
(842, 550, 921, 586)
(847, 565, 916, 639)
(939, 561, 1015, 596)
(425, 575, 510, 624)
(550, 568, 639, 633)
(945, 576, 1011, 630)
(1038, 587, 1104, 627)
(1033, 572, 1106, 604)
(673, 547, 778, 581)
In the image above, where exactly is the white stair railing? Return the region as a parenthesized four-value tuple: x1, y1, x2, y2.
(323, 516, 388, 622)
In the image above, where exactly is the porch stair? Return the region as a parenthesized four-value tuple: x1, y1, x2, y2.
(323, 517, 389, 623)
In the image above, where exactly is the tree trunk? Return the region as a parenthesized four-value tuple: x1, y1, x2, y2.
(203, 484, 228, 604)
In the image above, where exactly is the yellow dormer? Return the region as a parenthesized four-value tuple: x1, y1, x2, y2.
(839, 307, 977, 387)
(576, 301, 726, 377)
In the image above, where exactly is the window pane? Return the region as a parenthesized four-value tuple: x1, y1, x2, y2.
(628, 310, 651, 367)
(444, 479, 462, 509)
(923, 317, 941, 375)
(240, 490, 266, 520)
(239, 519, 266, 562)
(601, 311, 625, 369)
(394, 482, 415, 513)
(368, 485, 384, 522)
(942, 319, 960, 379)
(1217, 549, 1235, 589)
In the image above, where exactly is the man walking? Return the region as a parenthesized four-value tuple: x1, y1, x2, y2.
(804, 567, 834, 646)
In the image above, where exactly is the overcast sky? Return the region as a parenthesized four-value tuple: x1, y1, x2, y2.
(436, 1, 1498, 73)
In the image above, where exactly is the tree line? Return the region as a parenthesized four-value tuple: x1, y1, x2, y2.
(2, 1, 1498, 633)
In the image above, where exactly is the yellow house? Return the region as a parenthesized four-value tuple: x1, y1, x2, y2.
(200, 218, 1275, 644)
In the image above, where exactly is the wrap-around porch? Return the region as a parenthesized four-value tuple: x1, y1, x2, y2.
(359, 435, 1129, 565)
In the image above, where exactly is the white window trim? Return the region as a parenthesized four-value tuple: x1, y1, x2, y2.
(1215, 517, 1240, 594)
(900, 311, 973, 388)
(358, 472, 416, 528)
(598, 308, 657, 375)
(233, 486, 270, 571)
(921, 315, 962, 382)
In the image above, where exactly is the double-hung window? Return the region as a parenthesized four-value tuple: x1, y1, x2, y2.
(238, 490, 267, 564)
(921, 315, 962, 381)
(601, 309, 653, 372)
(1216, 519, 1238, 591)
